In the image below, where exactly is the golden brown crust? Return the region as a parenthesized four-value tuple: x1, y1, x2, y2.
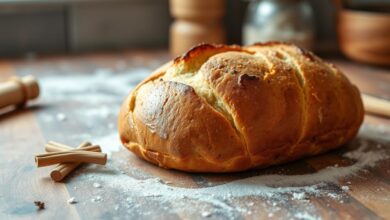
(118, 42, 364, 172)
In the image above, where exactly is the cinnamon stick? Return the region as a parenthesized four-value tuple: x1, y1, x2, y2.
(45, 143, 101, 153)
(50, 142, 91, 181)
(45, 141, 92, 152)
(35, 150, 107, 167)
(35, 141, 107, 181)
(48, 141, 101, 182)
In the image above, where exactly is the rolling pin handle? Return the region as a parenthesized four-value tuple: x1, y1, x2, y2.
(0, 75, 40, 109)
(362, 94, 390, 118)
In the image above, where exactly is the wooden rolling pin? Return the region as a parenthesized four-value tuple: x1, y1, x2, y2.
(362, 94, 390, 118)
(0, 75, 39, 109)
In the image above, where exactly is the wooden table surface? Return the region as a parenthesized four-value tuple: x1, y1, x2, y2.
(0, 51, 389, 220)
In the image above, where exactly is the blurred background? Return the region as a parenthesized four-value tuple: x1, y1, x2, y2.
(0, 0, 389, 65)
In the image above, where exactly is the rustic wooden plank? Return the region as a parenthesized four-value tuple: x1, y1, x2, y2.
(344, 130, 390, 219)
(346, 167, 390, 219)
(329, 58, 390, 99)
(305, 138, 389, 219)
(0, 62, 80, 220)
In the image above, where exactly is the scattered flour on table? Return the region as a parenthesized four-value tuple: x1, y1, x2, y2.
(294, 212, 321, 220)
(39, 67, 150, 103)
(91, 195, 103, 203)
(292, 192, 306, 201)
(92, 133, 122, 157)
(77, 135, 388, 219)
(38, 67, 148, 152)
(359, 123, 390, 142)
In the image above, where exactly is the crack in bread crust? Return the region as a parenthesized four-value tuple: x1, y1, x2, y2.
(202, 78, 252, 163)
(162, 54, 246, 148)
(278, 49, 305, 88)
(276, 48, 308, 155)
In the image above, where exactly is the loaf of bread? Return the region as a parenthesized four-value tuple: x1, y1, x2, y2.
(118, 42, 364, 172)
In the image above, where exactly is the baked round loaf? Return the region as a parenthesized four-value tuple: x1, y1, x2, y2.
(119, 42, 364, 172)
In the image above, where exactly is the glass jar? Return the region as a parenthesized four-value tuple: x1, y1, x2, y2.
(243, 0, 315, 50)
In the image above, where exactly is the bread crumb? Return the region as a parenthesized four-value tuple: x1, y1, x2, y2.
(56, 113, 67, 121)
(67, 197, 77, 204)
(327, 193, 339, 199)
(201, 211, 212, 217)
(294, 211, 318, 220)
(292, 192, 306, 200)
(91, 196, 103, 202)
(34, 201, 45, 210)
(93, 182, 102, 188)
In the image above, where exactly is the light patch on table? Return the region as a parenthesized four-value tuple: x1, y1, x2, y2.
(92, 133, 122, 158)
(39, 67, 150, 103)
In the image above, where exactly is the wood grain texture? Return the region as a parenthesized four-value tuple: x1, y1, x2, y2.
(0, 52, 389, 219)
(0, 62, 80, 220)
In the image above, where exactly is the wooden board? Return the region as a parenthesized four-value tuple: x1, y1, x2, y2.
(0, 52, 389, 220)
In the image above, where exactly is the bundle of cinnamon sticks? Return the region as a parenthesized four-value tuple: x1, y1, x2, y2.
(35, 141, 107, 182)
